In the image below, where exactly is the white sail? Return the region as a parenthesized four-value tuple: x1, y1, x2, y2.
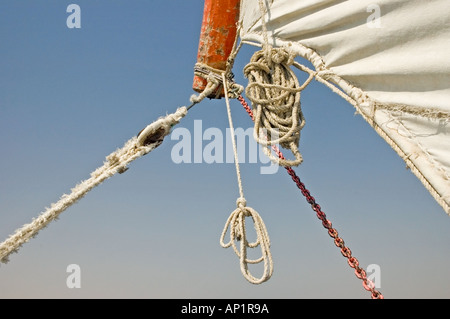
(239, 0, 450, 215)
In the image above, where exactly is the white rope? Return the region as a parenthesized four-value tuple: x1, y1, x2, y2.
(190, 72, 221, 103)
(0, 107, 187, 263)
(220, 198, 273, 284)
(219, 72, 273, 284)
(242, 0, 315, 167)
(244, 46, 314, 167)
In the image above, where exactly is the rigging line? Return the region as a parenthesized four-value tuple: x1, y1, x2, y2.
(220, 73, 273, 284)
(238, 95, 384, 299)
(222, 73, 245, 199)
(0, 104, 189, 264)
(186, 101, 198, 111)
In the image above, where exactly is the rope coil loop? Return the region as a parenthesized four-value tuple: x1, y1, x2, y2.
(243, 47, 314, 167)
(220, 197, 273, 284)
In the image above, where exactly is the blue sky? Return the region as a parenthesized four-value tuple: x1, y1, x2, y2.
(0, 1, 449, 299)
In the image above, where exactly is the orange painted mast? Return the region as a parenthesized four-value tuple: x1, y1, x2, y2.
(192, 0, 241, 99)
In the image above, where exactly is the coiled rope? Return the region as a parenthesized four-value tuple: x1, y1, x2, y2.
(244, 47, 314, 167)
(241, 0, 315, 167)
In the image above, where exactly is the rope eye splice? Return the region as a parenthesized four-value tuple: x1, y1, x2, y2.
(136, 105, 190, 149)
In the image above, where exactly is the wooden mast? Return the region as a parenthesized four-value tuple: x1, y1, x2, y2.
(192, 0, 241, 98)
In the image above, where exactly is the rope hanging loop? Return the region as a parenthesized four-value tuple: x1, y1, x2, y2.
(220, 72, 273, 285)
(243, 46, 314, 167)
(220, 197, 273, 285)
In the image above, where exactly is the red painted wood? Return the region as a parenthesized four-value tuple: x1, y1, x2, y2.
(192, 0, 240, 98)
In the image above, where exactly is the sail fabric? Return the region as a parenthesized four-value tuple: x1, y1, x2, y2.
(239, 0, 450, 215)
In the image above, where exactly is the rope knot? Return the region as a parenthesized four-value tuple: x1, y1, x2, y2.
(270, 47, 294, 65)
(236, 197, 247, 209)
(191, 63, 244, 102)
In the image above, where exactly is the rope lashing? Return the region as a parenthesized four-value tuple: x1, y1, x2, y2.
(0, 107, 187, 264)
(190, 68, 221, 103)
(220, 73, 273, 284)
(243, 47, 314, 167)
(191, 63, 244, 103)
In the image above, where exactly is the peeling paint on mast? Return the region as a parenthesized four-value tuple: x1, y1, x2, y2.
(192, 0, 241, 98)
